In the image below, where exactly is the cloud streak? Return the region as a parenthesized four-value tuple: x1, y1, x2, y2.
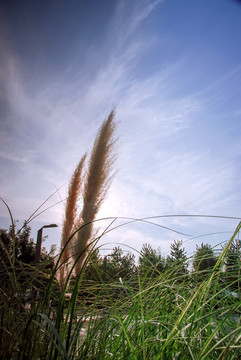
(0, 0, 240, 256)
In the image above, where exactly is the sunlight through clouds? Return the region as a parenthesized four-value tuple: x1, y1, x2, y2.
(0, 0, 240, 255)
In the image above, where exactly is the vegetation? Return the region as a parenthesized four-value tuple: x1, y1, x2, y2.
(60, 110, 117, 285)
(139, 243, 165, 278)
(0, 218, 240, 359)
(192, 243, 218, 281)
(0, 222, 58, 359)
(224, 239, 241, 292)
(1, 112, 240, 358)
(59, 154, 87, 288)
(166, 239, 188, 277)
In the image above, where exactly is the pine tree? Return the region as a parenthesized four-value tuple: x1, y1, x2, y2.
(139, 243, 165, 277)
(193, 243, 217, 280)
(224, 239, 241, 292)
(166, 240, 188, 275)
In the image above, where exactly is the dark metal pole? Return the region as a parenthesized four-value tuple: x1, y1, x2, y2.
(103, 256, 107, 282)
(35, 227, 43, 262)
(35, 224, 58, 262)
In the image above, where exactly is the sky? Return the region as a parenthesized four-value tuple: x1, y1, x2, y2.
(0, 0, 241, 259)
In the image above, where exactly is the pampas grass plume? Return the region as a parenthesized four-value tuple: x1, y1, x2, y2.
(59, 154, 86, 288)
(74, 110, 117, 274)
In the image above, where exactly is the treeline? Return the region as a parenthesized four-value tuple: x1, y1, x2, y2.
(81, 238, 241, 293)
(0, 223, 57, 306)
(1, 223, 240, 297)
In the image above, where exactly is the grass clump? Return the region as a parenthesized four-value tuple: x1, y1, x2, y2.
(1, 108, 240, 358)
(3, 220, 237, 360)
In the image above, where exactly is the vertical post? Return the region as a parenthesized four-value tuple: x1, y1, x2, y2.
(35, 224, 58, 262)
(103, 256, 107, 282)
(35, 227, 43, 262)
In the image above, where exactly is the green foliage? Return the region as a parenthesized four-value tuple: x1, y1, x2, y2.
(104, 246, 136, 282)
(138, 243, 165, 277)
(0, 222, 58, 359)
(1, 214, 241, 359)
(74, 249, 105, 308)
(166, 239, 188, 276)
(83, 248, 104, 282)
(19, 232, 241, 360)
(0, 222, 35, 265)
(224, 239, 241, 292)
(192, 242, 217, 280)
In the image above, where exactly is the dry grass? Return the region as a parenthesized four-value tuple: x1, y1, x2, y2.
(59, 110, 117, 280)
(59, 154, 87, 287)
(74, 110, 117, 274)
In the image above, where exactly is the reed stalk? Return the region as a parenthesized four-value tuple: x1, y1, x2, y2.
(59, 154, 86, 288)
(74, 110, 117, 275)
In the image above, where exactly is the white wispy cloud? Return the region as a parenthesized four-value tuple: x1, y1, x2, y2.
(0, 0, 164, 213)
(0, 0, 240, 256)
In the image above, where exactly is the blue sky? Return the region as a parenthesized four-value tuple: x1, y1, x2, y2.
(0, 0, 241, 258)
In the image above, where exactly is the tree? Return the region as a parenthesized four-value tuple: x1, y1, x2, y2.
(0, 223, 57, 358)
(104, 246, 136, 282)
(0, 222, 55, 291)
(166, 240, 188, 275)
(224, 239, 241, 292)
(0, 222, 55, 265)
(83, 248, 103, 282)
(0, 222, 36, 265)
(192, 243, 217, 280)
(138, 243, 165, 277)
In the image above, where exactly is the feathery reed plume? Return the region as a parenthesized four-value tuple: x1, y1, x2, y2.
(59, 154, 86, 288)
(74, 110, 117, 274)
